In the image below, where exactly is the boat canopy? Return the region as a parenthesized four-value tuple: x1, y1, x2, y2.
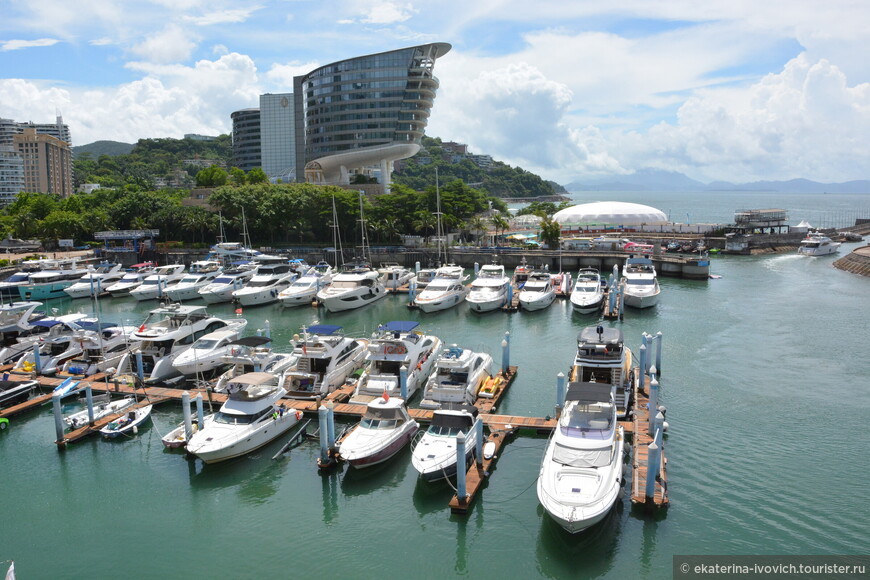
(577, 326, 623, 345)
(565, 382, 613, 404)
(382, 321, 418, 334)
(364, 401, 408, 421)
(626, 257, 653, 266)
(32, 320, 68, 328)
(228, 336, 272, 347)
(307, 324, 342, 335)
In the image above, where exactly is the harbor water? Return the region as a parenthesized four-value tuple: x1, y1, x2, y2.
(1, 192, 869, 579)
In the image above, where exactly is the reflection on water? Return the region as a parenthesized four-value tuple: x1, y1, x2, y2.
(339, 445, 411, 497)
(187, 448, 284, 505)
(412, 476, 456, 516)
(321, 469, 339, 524)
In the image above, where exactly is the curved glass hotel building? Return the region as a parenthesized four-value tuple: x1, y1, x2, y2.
(292, 43, 450, 190)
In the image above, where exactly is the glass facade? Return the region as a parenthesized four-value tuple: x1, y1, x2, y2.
(259, 93, 296, 181)
(231, 108, 261, 172)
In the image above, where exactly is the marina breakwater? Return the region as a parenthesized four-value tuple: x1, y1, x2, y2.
(833, 245, 870, 277)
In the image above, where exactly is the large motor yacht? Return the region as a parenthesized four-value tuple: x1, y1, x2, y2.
(465, 264, 511, 313)
(63, 262, 125, 299)
(277, 264, 334, 307)
(797, 231, 841, 256)
(18, 259, 92, 300)
(197, 265, 257, 304)
(411, 404, 481, 481)
(163, 261, 222, 302)
(621, 258, 660, 309)
(104, 262, 156, 296)
(186, 372, 302, 463)
(316, 261, 387, 313)
(536, 382, 624, 533)
(413, 265, 468, 313)
(339, 396, 418, 468)
(171, 326, 249, 377)
(571, 326, 633, 419)
(570, 268, 605, 314)
(282, 325, 368, 400)
(419, 345, 492, 410)
(129, 264, 186, 301)
(518, 270, 556, 311)
(231, 263, 298, 306)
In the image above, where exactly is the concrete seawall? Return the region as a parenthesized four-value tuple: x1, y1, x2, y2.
(833, 246, 870, 277)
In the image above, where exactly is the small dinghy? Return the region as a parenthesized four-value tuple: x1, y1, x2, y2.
(100, 404, 152, 439)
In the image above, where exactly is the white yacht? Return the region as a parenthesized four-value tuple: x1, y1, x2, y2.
(316, 261, 387, 313)
(171, 326, 248, 377)
(213, 336, 299, 393)
(56, 323, 142, 377)
(419, 345, 493, 409)
(18, 259, 92, 300)
(129, 264, 186, 301)
(117, 304, 244, 384)
(413, 265, 468, 313)
(465, 263, 511, 313)
(10, 314, 93, 375)
(163, 263, 223, 302)
(104, 262, 156, 296)
(186, 372, 303, 463)
(411, 404, 481, 481)
(798, 231, 841, 256)
(350, 321, 442, 404)
(339, 396, 418, 468)
(0, 301, 46, 350)
(518, 270, 556, 311)
(378, 263, 415, 290)
(572, 326, 633, 419)
(63, 262, 125, 299)
(537, 382, 624, 533)
(231, 263, 297, 306)
(277, 264, 334, 307)
(283, 325, 369, 400)
(413, 267, 438, 289)
(622, 258, 660, 309)
(197, 265, 257, 304)
(570, 268, 605, 314)
(0, 260, 52, 300)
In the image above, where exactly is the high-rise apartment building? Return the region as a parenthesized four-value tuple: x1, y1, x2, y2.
(13, 128, 73, 197)
(0, 146, 25, 205)
(230, 108, 261, 172)
(259, 93, 297, 182)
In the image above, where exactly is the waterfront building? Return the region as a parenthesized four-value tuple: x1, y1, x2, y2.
(0, 145, 25, 206)
(260, 93, 297, 182)
(12, 128, 74, 197)
(231, 108, 261, 172)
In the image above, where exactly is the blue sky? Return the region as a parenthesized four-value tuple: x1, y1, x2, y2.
(2, 0, 869, 184)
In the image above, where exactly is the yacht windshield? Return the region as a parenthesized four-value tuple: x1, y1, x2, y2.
(361, 418, 398, 430)
(627, 279, 656, 285)
(192, 338, 219, 350)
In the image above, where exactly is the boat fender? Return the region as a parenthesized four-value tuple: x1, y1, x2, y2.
(0, 418, 8, 430)
(482, 440, 496, 460)
(294, 410, 302, 421)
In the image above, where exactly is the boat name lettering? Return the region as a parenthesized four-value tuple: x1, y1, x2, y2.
(383, 344, 407, 355)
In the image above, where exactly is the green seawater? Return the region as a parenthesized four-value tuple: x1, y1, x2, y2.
(1, 192, 869, 579)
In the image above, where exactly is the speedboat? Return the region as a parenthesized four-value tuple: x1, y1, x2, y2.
(536, 381, 624, 533)
(100, 404, 152, 439)
(197, 265, 257, 304)
(63, 262, 125, 299)
(186, 372, 302, 463)
(56, 323, 142, 377)
(339, 395, 418, 468)
(350, 321, 442, 404)
(65, 396, 136, 430)
(282, 325, 368, 400)
(419, 345, 493, 409)
(163, 261, 222, 301)
(0, 379, 38, 408)
(518, 270, 556, 311)
(277, 266, 333, 307)
(622, 258, 660, 309)
(378, 263, 415, 290)
(570, 268, 605, 314)
(231, 263, 298, 306)
(104, 262, 156, 296)
(413, 265, 468, 313)
(117, 304, 245, 384)
(171, 326, 248, 377)
(571, 326, 633, 419)
(18, 259, 92, 300)
(213, 336, 299, 392)
(798, 231, 841, 256)
(129, 264, 186, 301)
(0, 301, 46, 349)
(465, 263, 511, 313)
(411, 404, 481, 481)
(316, 261, 387, 313)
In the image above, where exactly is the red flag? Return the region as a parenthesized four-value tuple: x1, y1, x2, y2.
(138, 324, 145, 332)
(382, 389, 389, 402)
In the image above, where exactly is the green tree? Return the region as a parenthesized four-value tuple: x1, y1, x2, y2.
(196, 165, 229, 187)
(539, 216, 562, 249)
(229, 167, 247, 185)
(247, 167, 268, 184)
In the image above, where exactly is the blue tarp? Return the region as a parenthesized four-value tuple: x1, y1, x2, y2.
(383, 321, 419, 333)
(307, 324, 342, 335)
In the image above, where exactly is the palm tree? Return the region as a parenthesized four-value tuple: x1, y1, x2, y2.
(490, 213, 510, 245)
(466, 216, 488, 247)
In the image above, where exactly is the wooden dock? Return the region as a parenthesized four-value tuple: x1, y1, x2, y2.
(448, 427, 517, 514)
(629, 375, 669, 509)
(602, 281, 624, 320)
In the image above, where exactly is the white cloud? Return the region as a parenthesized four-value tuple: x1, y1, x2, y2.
(361, 2, 415, 24)
(264, 61, 320, 87)
(184, 8, 261, 26)
(130, 25, 198, 64)
(0, 38, 60, 51)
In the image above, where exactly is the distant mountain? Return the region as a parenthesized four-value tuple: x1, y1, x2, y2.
(72, 141, 135, 158)
(566, 169, 870, 193)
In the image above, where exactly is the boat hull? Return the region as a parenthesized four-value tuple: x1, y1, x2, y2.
(18, 282, 74, 301)
(623, 291, 659, 309)
(343, 426, 417, 468)
(188, 411, 301, 464)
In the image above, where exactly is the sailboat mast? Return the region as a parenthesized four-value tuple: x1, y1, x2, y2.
(435, 167, 444, 265)
(331, 196, 344, 269)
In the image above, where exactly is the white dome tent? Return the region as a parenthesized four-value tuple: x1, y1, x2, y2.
(553, 201, 668, 233)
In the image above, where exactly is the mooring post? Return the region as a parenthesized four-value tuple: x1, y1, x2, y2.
(326, 400, 336, 450)
(474, 262, 479, 277)
(52, 393, 65, 447)
(506, 284, 512, 307)
(415, 261, 421, 274)
(33, 343, 42, 374)
(655, 331, 663, 375)
(501, 339, 510, 374)
(182, 391, 192, 440)
(456, 431, 467, 501)
(556, 371, 566, 415)
(408, 277, 416, 305)
(645, 441, 661, 502)
(400, 365, 408, 400)
(475, 418, 484, 466)
(638, 344, 647, 384)
(648, 377, 659, 436)
(654, 411, 665, 447)
(85, 384, 95, 424)
(264, 320, 271, 339)
(318, 405, 329, 463)
(195, 393, 204, 428)
(135, 351, 144, 381)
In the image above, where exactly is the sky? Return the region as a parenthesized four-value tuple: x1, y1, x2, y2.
(1, 0, 869, 185)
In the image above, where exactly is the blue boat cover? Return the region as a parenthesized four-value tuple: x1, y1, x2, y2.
(308, 324, 342, 335)
(383, 321, 419, 333)
(32, 320, 63, 328)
